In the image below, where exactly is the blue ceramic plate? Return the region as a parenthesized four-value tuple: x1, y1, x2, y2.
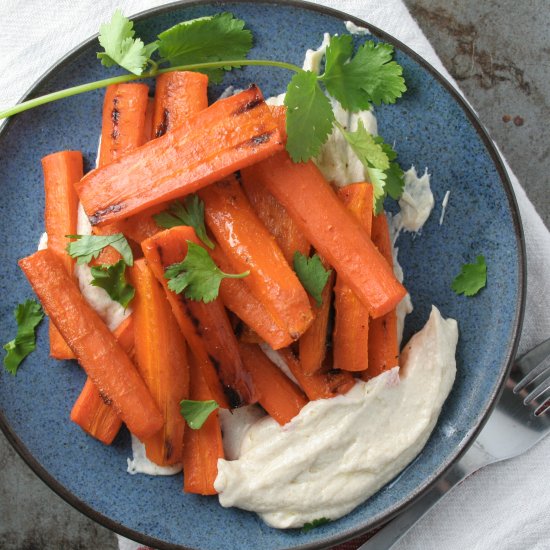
(0, 1, 525, 549)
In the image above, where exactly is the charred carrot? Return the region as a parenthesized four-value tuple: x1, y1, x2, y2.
(241, 154, 406, 318)
(19, 249, 163, 440)
(77, 85, 284, 226)
(242, 176, 310, 264)
(239, 343, 307, 425)
(298, 268, 334, 374)
(183, 352, 224, 495)
(209, 244, 291, 349)
(278, 349, 355, 401)
(70, 315, 135, 444)
(41, 150, 82, 360)
(333, 183, 374, 372)
(363, 212, 400, 379)
(130, 259, 189, 465)
(153, 71, 208, 137)
(236, 322, 264, 345)
(141, 226, 257, 408)
(200, 176, 314, 342)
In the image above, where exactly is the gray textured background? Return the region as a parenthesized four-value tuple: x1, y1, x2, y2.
(1, 1, 548, 548)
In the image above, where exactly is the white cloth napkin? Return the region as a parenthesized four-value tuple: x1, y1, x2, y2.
(2, 1, 549, 549)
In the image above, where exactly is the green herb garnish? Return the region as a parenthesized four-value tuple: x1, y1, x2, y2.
(302, 517, 330, 533)
(180, 399, 219, 429)
(90, 260, 135, 308)
(3, 300, 44, 375)
(451, 255, 487, 296)
(293, 252, 332, 307)
(66, 233, 133, 266)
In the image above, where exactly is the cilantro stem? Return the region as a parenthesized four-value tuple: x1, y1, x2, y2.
(221, 270, 250, 279)
(0, 59, 302, 120)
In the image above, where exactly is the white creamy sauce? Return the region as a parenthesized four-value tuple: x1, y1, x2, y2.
(127, 435, 182, 476)
(439, 189, 451, 226)
(37, 232, 48, 251)
(345, 21, 370, 35)
(215, 307, 458, 528)
(219, 406, 266, 461)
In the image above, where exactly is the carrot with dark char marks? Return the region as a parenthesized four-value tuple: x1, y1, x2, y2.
(362, 212, 400, 380)
(278, 349, 355, 401)
(76, 85, 284, 226)
(41, 150, 82, 360)
(239, 343, 307, 425)
(209, 244, 291, 350)
(333, 183, 373, 372)
(130, 259, 189, 465)
(70, 315, 134, 444)
(240, 154, 406, 318)
(142, 226, 257, 408)
(183, 352, 224, 495)
(152, 71, 208, 137)
(19, 249, 163, 440)
(200, 176, 314, 342)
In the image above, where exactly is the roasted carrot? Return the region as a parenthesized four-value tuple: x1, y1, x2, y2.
(183, 352, 224, 495)
(239, 343, 307, 425)
(363, 212, 400, 379)
(130, 259, 189, 465)
(143, 97, 155, 142)
(19, 249, 163, 440)
(200, 176, 314, 342)
(77, 85, 284, 226)
(70, 315, 135, 444)
(236, 323, 264, 345)
(141, 226, 257, 408)
(92, 83, 151, 265)
(241, 154, 406, 318)
(152, 71, 208, 137)
(41, 150, 82, 360)
(298, 268, 334, 374)
(279, 349, 355, 401)
(333, 183, 374, 372)
(241, 176, 310, 264)
(209, 244, 291, 349)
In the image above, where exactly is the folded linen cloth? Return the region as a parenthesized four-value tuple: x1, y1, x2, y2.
(1, 1, 549, 549)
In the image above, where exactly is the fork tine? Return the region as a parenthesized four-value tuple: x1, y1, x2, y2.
(513, 337, 550, 393)
(523, 371, 550, 406)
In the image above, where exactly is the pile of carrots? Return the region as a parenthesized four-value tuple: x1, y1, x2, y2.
(18, 72, 406, 495)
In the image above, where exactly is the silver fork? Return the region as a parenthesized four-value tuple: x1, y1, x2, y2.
(358, 337, 550, 550)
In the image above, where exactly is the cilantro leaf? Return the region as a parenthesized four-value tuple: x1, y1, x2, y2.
(90, 260, 135, 308)
(180, 399, 219, 429)
(66, 234, 133, 266)
(293, 252, 332, 307)
(284, 70, 335, 162)
(384, 160, 405, 200)
(97, 9, 157, 75)
(157, 13, 252, 84)
(302, 517, 330, 533)
(340, 120, 390, 171)
(165, 241, 249, 303)
(321, 35, 406, 111)
(3, 300, 44, 375)
(451, 255, 487, 296)
(153, 196, 214, 249)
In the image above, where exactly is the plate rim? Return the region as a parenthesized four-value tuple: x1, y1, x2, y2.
(0, 1, 526, 549)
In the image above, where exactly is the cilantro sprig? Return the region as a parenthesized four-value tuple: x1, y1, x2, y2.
(302, 517, 330, 533)
(90, 260, 135, 308)
(66, 233, 133, 266)
(451, 255, 487, 297)
(153, 195, 214, 249)
(3, 300, 44, 375)
(165, 241, 249, 303)
(180, 399, 219, 429)
(293, 252, 332, 307)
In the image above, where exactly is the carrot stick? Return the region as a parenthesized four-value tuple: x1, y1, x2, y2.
(209, 244, 291, 350)
(363, 212, 399, 379)
(236, 323, 264, 345)
(241, 177, 310, 265)
(141, 227, 257, 408)
(77, 85, 284, 226)
(240, 154, 406, 318)
(298, 267, 334, 375)
(278, 349, 355, 401)
(200, 176, 314, 342)
(130, 259, 189, 465)
(183, 352, 224, 495)
(69, 316, 134, 444)
(239, 343, 307, 425)
(333, 183, 374, 372)
(153, 71, 208, 137)
(41, 150, 82, 360)
(19, 249, 163, 440)
(143, 97, 155, 142)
